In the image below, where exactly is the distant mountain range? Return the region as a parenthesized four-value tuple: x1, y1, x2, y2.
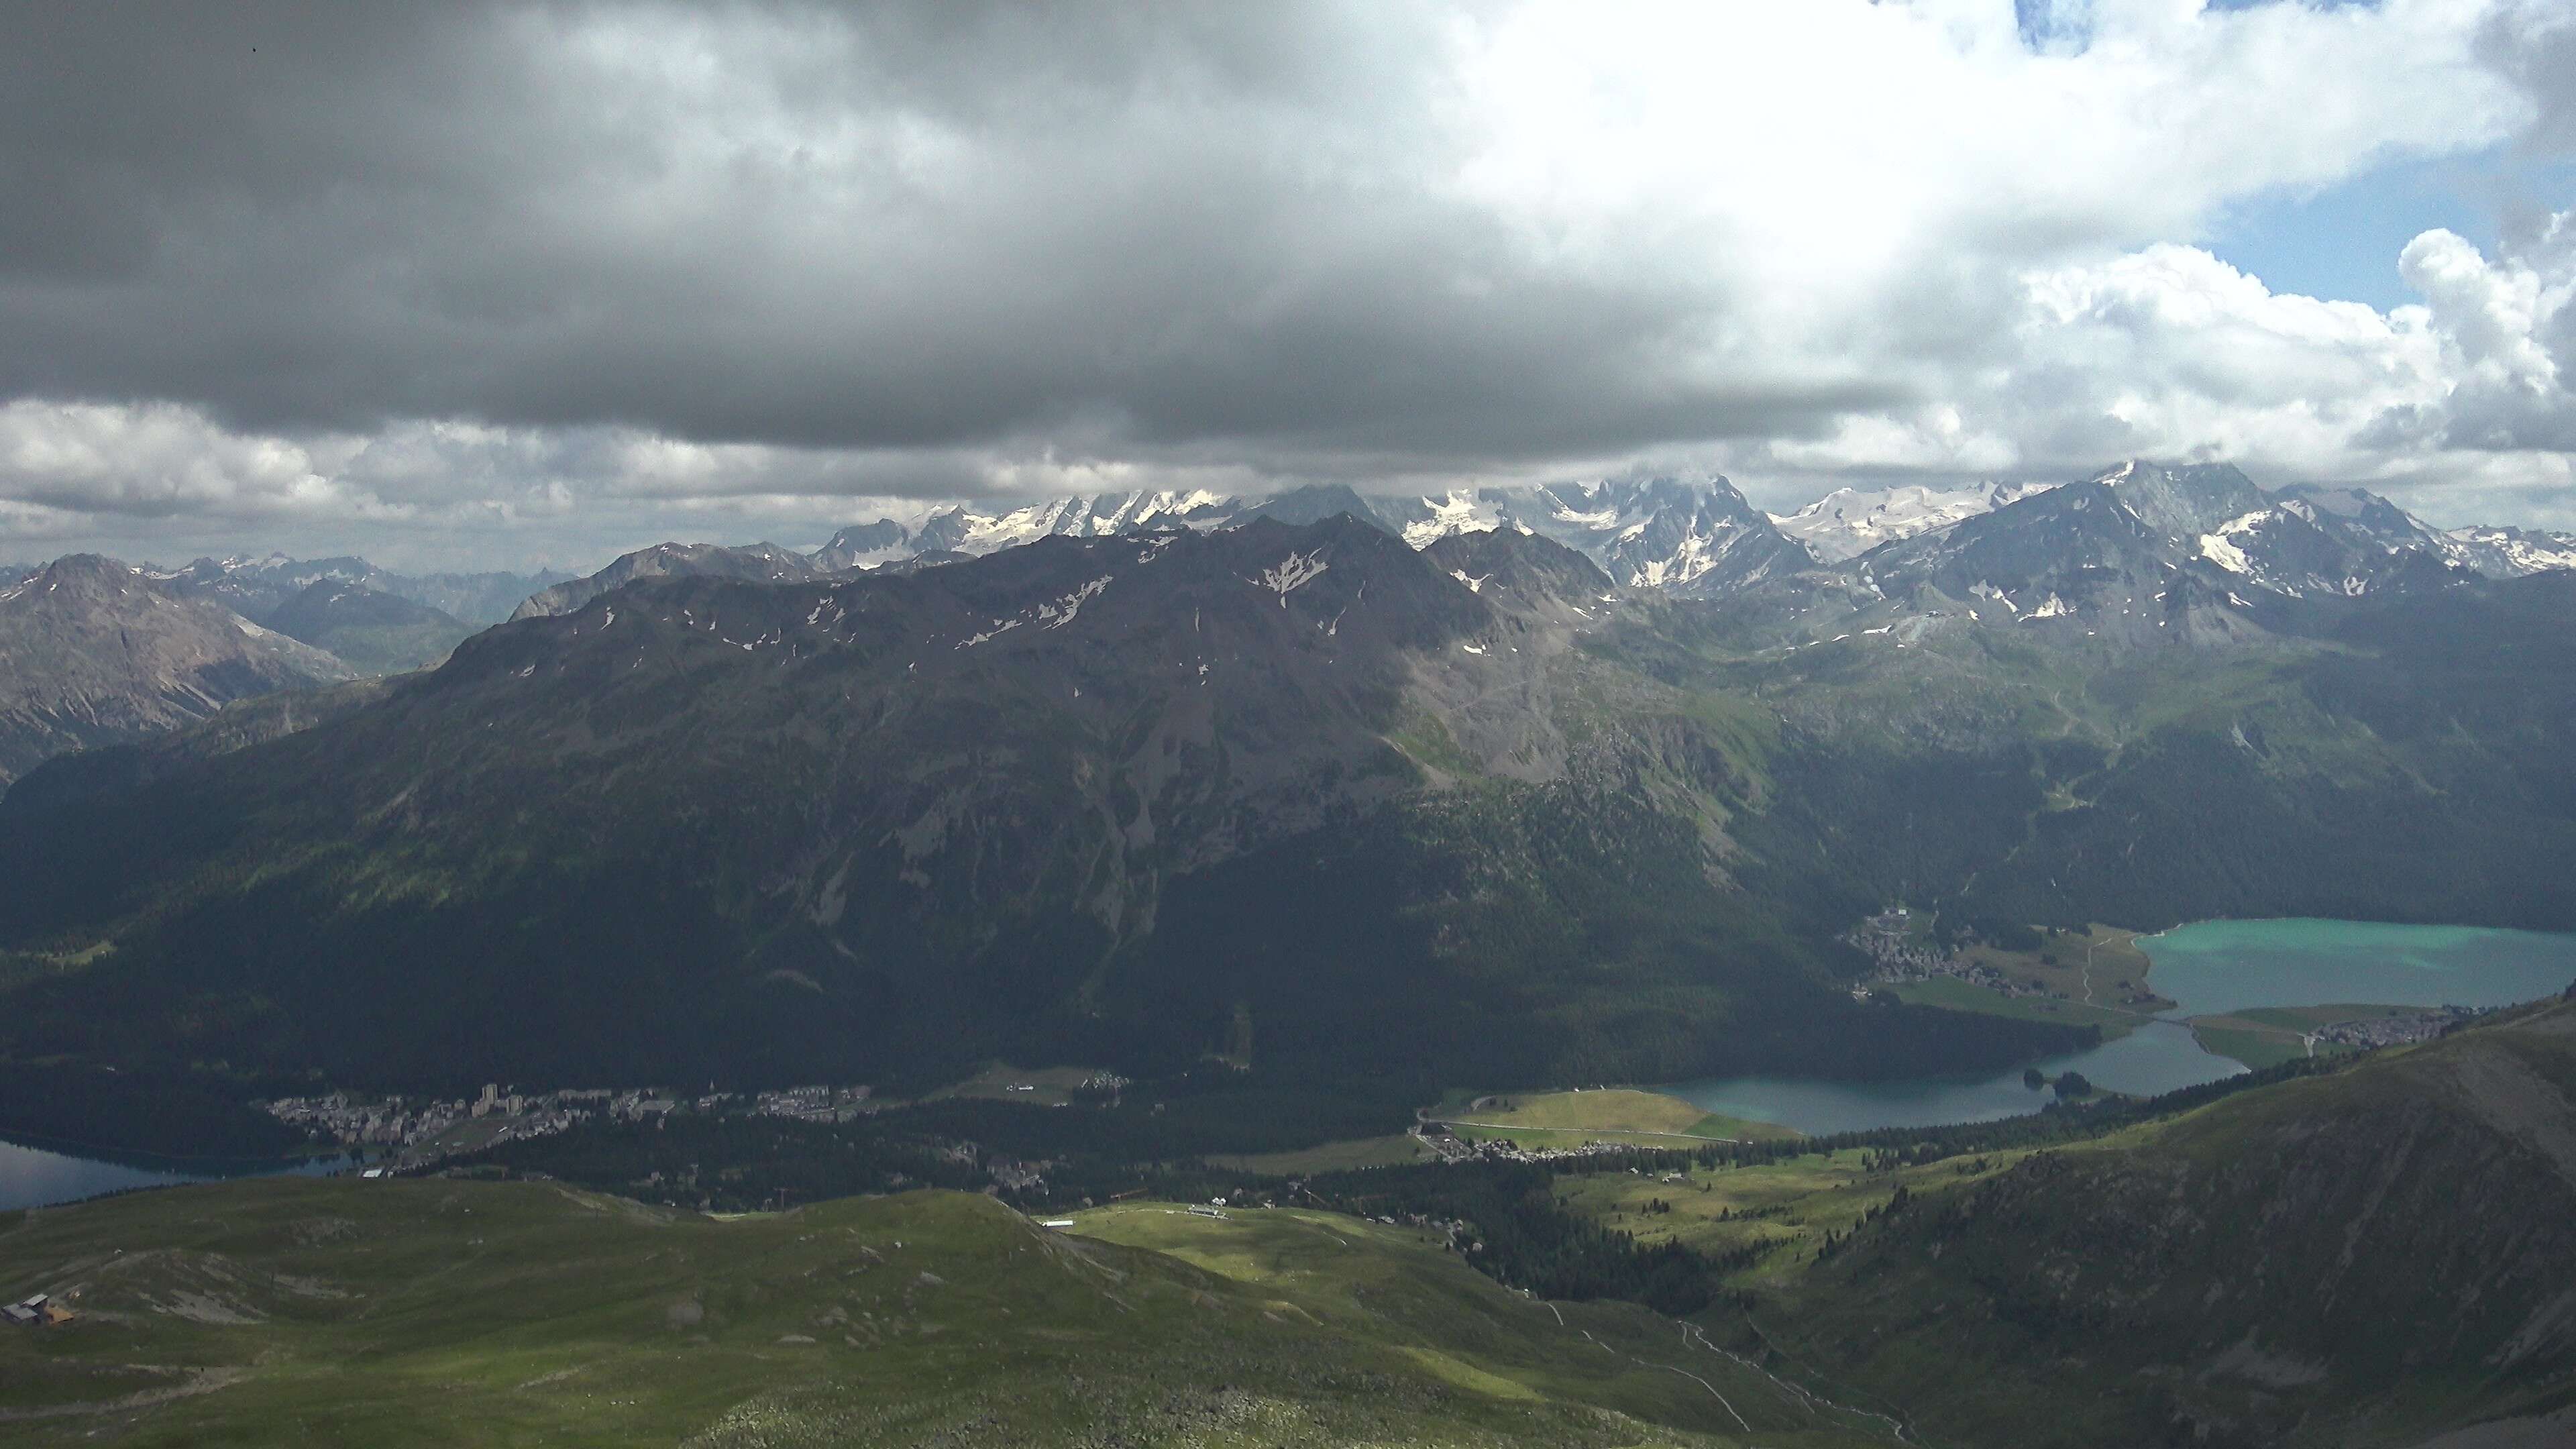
(150, 553, 571, 627)
(511, 463, 2576, 669)
(0, 555, 355, 786)
(789, 463, 2573, 605)
(263, 580, 476, 677)
(801, 476, 1813, 599)
(0, 553, 551, 784)
(2, 455, 2567, 796)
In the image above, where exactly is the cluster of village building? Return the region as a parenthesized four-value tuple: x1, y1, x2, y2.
(747, 1083, 876, 1122)
(1414, 1121, 1690, 1167)
(264, 1081, 915, 1162)
(1843, 906, 1950, 979)
(260, 1083, 685, 1166)
(1843, 906, 2058, 999)
(2313, 1005, 2489, 1050)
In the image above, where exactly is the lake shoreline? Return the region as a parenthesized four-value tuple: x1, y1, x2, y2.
(1659, 916, 2576, 1136)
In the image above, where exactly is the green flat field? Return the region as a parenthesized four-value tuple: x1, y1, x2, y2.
(917, 1062, 1104, 1108)
(2186, 1018, 2316, 1069)
(1958, 924, 2172, 1011)
(0, 1176, 1894, 1447)
(1434, 1089, 1795, 1149)
(2230, 1004, 2424, 1032)
(1206, 1133, 1438, 1175)
(2184, 1004, 2419, 1069)
(1886, 977, 2147, 1038)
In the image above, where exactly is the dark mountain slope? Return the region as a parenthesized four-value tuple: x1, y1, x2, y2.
(0, 555, 354, 786)
(1767, 994, 2576, 1447)
(0, 676, 390, 820)
(1420, 527, 1615, 617)
(510, 541, 833, 620)
(1578, 561, 2576, 940)
(1860, 476, 2171, 619)
(19, 507, 2569, 1116)
(264, 578, 474, 674)
(1227, 484, 1397, 533)
(0, 520, 2053, 1097)
(2100, 458, 2267, 535)
(1843, 460, 2479, 652)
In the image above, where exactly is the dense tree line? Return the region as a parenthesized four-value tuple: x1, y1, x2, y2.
(1302, 1161, 1721, 1316)
(0, 1063, 309, 1160)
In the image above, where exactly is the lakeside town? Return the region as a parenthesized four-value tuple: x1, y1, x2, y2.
(2310, 1004, 2494, 1051)
(1841, 906, 2069, 1002)
(259, 1082, 882, 1171)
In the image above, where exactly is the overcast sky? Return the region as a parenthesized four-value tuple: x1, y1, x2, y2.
(3, 0, 2573, 570)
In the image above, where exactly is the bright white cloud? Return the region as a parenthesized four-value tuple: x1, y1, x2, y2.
(1753, 214, 2576, 525)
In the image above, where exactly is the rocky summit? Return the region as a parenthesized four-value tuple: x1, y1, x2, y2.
(0, 555, 353, 786)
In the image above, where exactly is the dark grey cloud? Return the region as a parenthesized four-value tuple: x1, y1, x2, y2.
(0, 1, 1885, 480)
(3, 0, 2571, 563)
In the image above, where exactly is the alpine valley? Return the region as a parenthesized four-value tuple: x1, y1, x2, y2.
(7, 460, 2576, 1446)
(4, 459, 2573, 1093)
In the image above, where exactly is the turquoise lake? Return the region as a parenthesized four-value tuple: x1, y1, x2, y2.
(1664, 918, 2576, 1136)
(2135, 918, 2576, 1019)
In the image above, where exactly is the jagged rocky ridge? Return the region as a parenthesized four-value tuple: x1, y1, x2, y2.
(510, 541, 831, 619)
(800, 475, 1815, 600)
(794, 462, 2572, 614)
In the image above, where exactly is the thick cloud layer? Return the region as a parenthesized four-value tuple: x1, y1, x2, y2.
(2, 1, 2571, 567)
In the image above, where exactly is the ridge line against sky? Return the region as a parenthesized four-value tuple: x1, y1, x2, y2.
(1, 0, 2572, 572)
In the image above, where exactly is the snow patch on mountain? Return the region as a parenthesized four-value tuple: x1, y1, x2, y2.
(1040, 576, 1114, 630)
(1770, 481, 2058, 562)
(1252, 549, 1330, 601)
(2440, 525, 2576, 578)
(2197, 511, 2271, 575)
(1399, 492, 1511, 549)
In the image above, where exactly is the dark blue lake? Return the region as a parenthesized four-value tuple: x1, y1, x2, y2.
(0, 1135, 365, 1213)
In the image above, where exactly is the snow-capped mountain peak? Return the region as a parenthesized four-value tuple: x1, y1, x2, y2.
(1769, 480, 2058, 562)
(2440, 525, 2576, 577)
(811, 474, 1814, 601)
(792, 461, 2573, 612)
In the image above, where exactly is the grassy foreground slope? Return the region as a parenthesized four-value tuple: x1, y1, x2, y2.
(0, 1178, 1892, 1448)
(1547, 994, 2576, 1448)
